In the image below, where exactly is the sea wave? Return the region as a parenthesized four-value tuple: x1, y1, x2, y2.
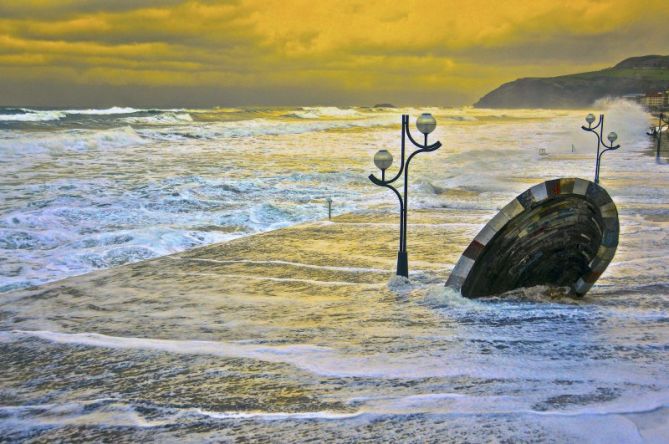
(284, 107, 363, 119)
(121, 112, 193, 125)
(62, 106, 142, 115)
(0, 126, 145, 153)
(0, 109, 66, 122)
(0, 170, 352, 290)
(0, 107, 193, 123)
(138, 116, 394, 141)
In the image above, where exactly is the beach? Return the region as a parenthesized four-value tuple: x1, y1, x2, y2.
(1, 102, 669, 442)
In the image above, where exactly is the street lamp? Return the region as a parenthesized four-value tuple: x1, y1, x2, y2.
(656, 112, 669, 158)
(581, 113, 621, 184)
(369, 113, 442, 278)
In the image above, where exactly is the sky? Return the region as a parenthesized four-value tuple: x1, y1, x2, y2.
(0, 0, 668, 108)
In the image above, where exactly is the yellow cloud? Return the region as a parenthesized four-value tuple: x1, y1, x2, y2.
(0, 0, 667, 105)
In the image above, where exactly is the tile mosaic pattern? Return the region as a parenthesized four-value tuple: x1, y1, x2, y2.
(446, 178, 619, 297)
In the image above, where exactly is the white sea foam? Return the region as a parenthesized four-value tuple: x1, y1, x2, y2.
(3, 400, 667, 444)
(11, 330, 334, 363)
(422, 285, 479, 307)
(2, 399, 668, 441)
(62, 107, 142, 115)
(0, 167, 354, 289)
(137, 116, 394, 141)
(121, 112, 193, 124)
(347, 393, 669, 421)
(387, 275, 412, 292)
(0, 400, 167, 428)
(0, 126, 145, 153)
(186, 258, 387, 273)
(0, 107, 190, 123)
(3, 364, 666, 431)
(11, 329, 664, 386)
(5, 329, 436, 380)
(0, 110, 65, 122)
(192, 408, 364, 421)
(188, 272, 384, 287)
(287, 106, 363, 119)
(587, 98, 651, 153)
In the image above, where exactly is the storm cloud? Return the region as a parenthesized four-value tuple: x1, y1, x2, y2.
(0, 0, 667, 107)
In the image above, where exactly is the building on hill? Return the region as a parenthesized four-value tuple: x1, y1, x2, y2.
(641, 91, 668, 110)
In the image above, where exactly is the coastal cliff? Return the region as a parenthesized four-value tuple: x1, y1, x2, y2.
(474, 55, 669, 109)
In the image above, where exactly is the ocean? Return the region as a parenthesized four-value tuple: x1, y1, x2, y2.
(1, 101, 668, 442)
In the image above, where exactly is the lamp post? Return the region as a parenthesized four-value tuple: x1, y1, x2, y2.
(581, 113, 621, 184)
(369, 113, 442, 278)
(656, 112, 669, 158)
(326, 198, 332, 220)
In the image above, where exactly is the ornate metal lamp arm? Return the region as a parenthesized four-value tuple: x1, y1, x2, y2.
(368, 174, 405, 252)
(369, 118, 407, 185)
(598, 141, 621, 164)
(405, 119, 442, 151)
(402, 117, 442, 253)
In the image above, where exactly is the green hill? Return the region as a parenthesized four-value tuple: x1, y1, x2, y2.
(474, 55, 669, 109)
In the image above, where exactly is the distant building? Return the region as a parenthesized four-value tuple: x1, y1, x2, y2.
(641, 91, 668, 110)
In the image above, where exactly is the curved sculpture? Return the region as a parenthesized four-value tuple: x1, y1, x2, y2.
(446, 178, 619, 298)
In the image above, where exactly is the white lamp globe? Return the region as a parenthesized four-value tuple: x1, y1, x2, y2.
(416, 113, 437, 135)
(374, 149, 393, 171)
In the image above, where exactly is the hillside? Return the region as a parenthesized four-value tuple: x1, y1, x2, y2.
(474, 55, 669, 109)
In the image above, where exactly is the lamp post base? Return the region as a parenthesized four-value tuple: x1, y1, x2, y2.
(396, 251, 408, 278)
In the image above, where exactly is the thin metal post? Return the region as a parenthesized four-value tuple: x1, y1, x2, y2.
(596, 114, 603, 184)
(658, 113, 665, 158)
(399, 116, 406, 254)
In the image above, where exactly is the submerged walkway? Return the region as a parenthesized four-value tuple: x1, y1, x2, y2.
(2, 208, 480, 336)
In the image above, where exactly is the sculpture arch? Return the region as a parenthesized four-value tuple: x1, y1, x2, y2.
(446, 178, 618, 298)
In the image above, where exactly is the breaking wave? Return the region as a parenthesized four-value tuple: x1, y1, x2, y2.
(121, 112, 193, 125)
(62, 107, 143, 115)
(0, 126, 145, 153)
(0, 107, 191, 124)
(0, 109, 66, 122)
(284, 106, 363, 119)
(138, 116, 394, 141)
